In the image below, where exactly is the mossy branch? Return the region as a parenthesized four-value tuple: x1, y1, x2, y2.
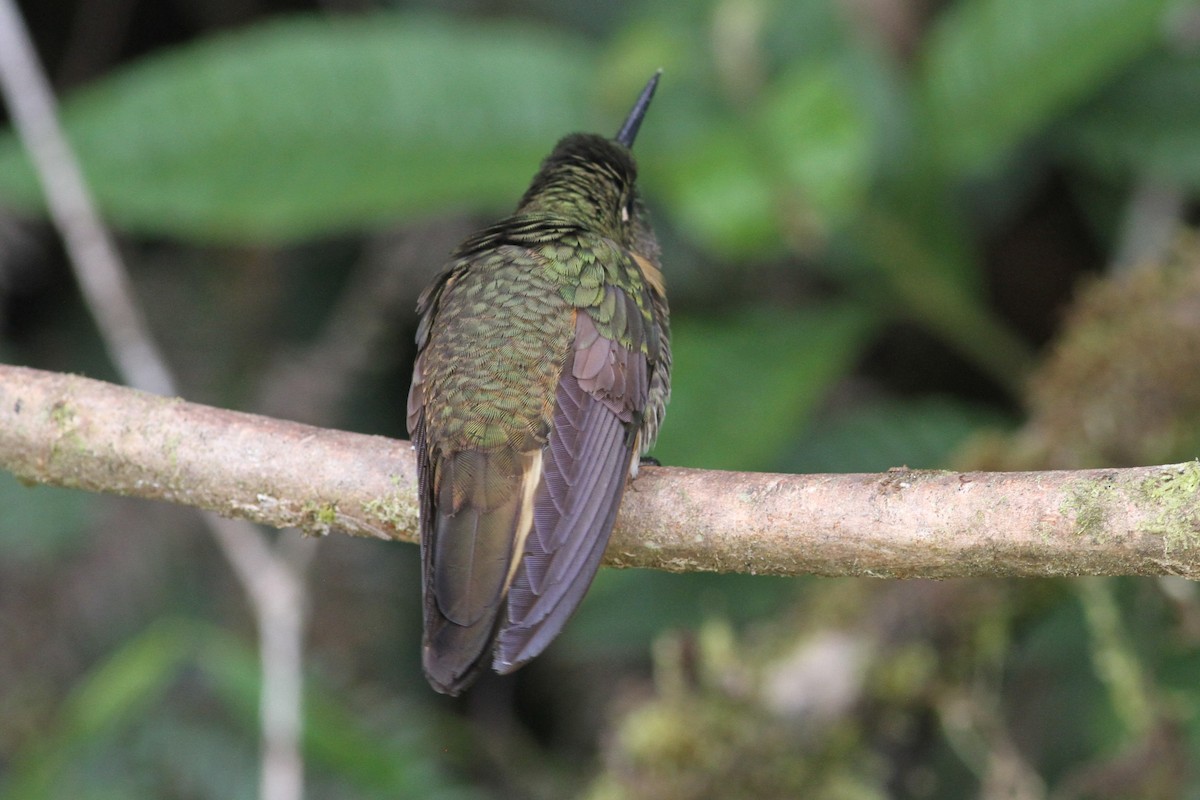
(3, 363, 1200, 579)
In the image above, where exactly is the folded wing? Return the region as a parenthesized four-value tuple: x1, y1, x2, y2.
(494, 303, 648, 672)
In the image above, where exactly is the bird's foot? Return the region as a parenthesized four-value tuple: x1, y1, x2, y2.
(628, 455, 661, 482)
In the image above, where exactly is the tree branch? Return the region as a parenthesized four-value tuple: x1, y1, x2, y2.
(4, 363, 1200, 580)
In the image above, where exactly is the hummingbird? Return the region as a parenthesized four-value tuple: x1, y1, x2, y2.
(406, 72, 671, 695)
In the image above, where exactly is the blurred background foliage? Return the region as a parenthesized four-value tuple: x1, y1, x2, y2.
(2, 0, 1200, 796)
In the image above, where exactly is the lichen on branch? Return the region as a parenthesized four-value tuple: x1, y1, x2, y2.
(2, 363, 1200, 579)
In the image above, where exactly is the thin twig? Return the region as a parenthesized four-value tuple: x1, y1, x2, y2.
(0, 8, 308, 797)
(0, 0, 173, 397)
(5, 364, 1200, 581)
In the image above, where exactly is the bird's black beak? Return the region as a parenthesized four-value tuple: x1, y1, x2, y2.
(615, 70, 662, 148)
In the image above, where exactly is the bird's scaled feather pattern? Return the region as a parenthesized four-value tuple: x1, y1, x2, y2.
(407, 134, 670, 694)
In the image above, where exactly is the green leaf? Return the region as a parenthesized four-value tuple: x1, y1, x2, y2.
(757, 61, 873, 230)
(1059, 53, 1200, 186)
(854, 212, 1034, 392)
(784, 396, 1012, 474)
(2, 614, 481, 798)
(656, 59, 874, 259)
(655, 123, 783, 259)
(0, 14, 594, 242)
(921, 0, 1174, 173)
(566, 570, 798, 657)
(2, 620, 197, 799)
(198, 628, 482, 798)
(64, 622, 195, 740)
(649, 304, 877, 471)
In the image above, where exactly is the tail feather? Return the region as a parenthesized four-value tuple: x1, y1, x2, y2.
(422, 579, 504, 695)
(420, 448, 542, 695)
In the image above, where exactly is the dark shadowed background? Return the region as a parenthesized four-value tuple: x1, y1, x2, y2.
(2, 0, 1200, 797)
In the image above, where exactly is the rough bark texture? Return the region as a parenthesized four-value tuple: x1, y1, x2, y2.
(0, 364, 420, 540)
(3, 363, 1200, 579)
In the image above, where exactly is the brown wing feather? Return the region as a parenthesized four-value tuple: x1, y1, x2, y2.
(493, 309, 648, 672)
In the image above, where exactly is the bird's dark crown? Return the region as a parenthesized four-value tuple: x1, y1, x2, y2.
(516, 133, 639, 236)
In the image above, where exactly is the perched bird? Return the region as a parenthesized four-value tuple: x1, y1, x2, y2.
(406, 73, 671, 695)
